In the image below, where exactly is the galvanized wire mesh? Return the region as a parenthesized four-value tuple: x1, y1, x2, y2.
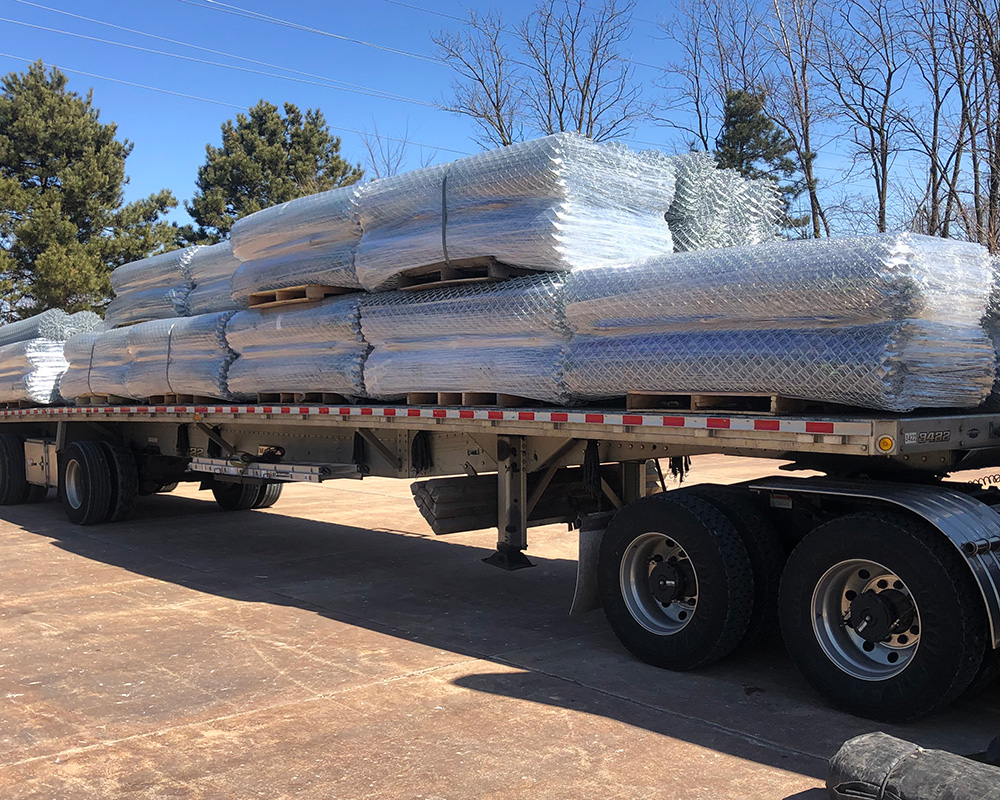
(225, 295, 368, 399)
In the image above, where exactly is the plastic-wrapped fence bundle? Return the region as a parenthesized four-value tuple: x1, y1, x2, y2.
(0, 309, 102, 347)
(105, 247, 197, 327)
(187, 242, 245, 315)
(564, 325, 993, 410)
(361, 274, 570, 402)
(0, 339, 68, 405)
(565, 234, 990, 333)
(86, 327, 131, 398)
(354, 132, 677, 291)
(122, 312, 236, 400)
(665, 151, 780, 252)
(229, 185, 364, 301)
(225, 296, 367, 400)
(57, 332, 101, 401)
(563, 234, 995, 411)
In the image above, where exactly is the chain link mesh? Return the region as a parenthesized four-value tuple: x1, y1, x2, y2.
(225, 295, 368, 399)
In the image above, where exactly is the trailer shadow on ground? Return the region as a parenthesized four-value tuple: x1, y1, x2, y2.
(2, 487, 998, 792)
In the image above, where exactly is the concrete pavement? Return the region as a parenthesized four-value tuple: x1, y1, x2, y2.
(0, 455, 996, 799)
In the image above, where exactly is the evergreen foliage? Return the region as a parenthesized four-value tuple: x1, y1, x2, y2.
(186, 100, 364, 240)
(714, 89, 809, 233)
(0, 61, 179, 319)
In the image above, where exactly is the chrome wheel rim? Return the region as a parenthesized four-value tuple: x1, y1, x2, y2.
(811, 558, 921, 681)
(65, 459, 83, 510)
(620, 532, 699, 635)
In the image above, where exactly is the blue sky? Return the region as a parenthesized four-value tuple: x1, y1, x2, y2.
(2, 0, 873, 228)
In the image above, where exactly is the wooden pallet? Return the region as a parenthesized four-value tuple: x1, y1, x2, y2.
(257, 392, 349, 405)
(397, 257, 541, 291)
(625, 391, 848, 415)
(145, 394, 221, 406)
(75, 394, 129, 407)
(247, 284, 356, 310)
(405, 391, 545, 408)
(0, 400, 36, 409)
(113, 319, 155, 328)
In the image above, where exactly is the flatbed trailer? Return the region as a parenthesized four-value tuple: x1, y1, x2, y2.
(1, 399, 999, 722)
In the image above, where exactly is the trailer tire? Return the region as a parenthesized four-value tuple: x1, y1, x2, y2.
(687, 486, 786, 650)
(59, 441, 113, 525)
(0, 433, 30, 505)
(599, 491, 754, 671)
(252, 483, 283, 509)
(212, 482, 260, 511)
(101, 441, 138, 523)
(779, 512, 988, 721)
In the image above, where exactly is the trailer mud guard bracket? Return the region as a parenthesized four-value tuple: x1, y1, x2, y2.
(751, 477, 1000, 649)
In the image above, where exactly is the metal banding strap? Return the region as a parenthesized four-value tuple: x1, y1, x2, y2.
(441, 164, 452, 268)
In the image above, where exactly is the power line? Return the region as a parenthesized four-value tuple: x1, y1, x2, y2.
(175, 0, 444, 65)
(379, 0, 466, 23)
(0, 15, 438, 107)
(10, 0, 435, 94)
(0, 50, 471, 155)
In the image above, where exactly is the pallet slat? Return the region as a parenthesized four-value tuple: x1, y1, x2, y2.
(247, 284, 356, 310)
(257, 392, 348, 405)
(405, 391, 546, 407)
(625, 391, 848, 415)
(397, 258, 541, 291)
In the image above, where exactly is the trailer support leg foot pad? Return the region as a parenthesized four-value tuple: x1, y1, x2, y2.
(483, 543, 534, 571)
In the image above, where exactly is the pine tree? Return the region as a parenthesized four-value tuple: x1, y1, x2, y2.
(0, 61, 179, 319)
(186, 101, 364, 240)
(714, 89, 809, 234)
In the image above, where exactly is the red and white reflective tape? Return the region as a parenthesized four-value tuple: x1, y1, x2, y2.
(0, 403, 873, 436)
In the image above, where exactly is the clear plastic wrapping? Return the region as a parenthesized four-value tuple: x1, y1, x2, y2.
(225, 296, 368, 399)
(363, 338, 568, 402)
(0, 338, 68, 404)
(187, 241, 245, 315)
(361, 274, 569, 402)
(564, 324, 993, 411)
(61, 313, 236, 401)
(105, 247, 197, 326)
(87, 327, 131, 397)
(565, 234, 991, 333)
(229, 185, 363, 300)
(58, 332, 101, 400)
(354, 133, 677, 291)
(562, 234, 994, 411)
(156, 312, 237, 399)
(665, 151, 780, 252)
(0, 309, 102, 347)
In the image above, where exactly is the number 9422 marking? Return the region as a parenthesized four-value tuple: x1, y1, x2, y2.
(904, 430, 951, 445)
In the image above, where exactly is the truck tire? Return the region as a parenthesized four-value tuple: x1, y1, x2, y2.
(598, 491, 754, 671)
(779, 511, 988, 721)
(0, 433, 30, 505)
(59, 441, 113, 525)
(251, 483, 283, 509)
(100, 441, 138, 523)
(212, 481, 259, 511)
(687, 486, 786, 651)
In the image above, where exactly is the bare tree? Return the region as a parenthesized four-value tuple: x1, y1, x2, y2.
(655, 0, 769, 150)
(817, 0, 909, 233)
(961, 0, 1000, 251)
(764, 0, 831, 236)
(358, 120, 438, 179)
(434, 0, 644, 144)
(434, 10, 523, 147)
